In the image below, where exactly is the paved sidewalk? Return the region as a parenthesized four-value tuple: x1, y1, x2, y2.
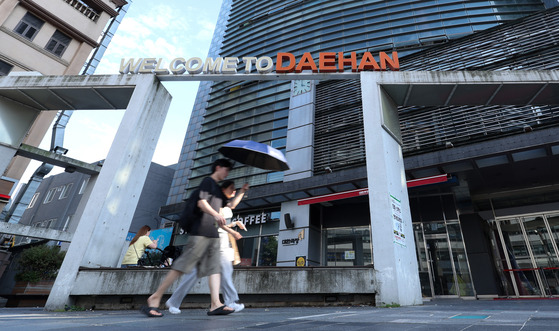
(1, 298, 559, 330)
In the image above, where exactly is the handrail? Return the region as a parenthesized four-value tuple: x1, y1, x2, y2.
(62, 0, 100, 22)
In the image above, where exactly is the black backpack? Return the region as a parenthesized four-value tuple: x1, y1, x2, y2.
(178, 189, 202, 233)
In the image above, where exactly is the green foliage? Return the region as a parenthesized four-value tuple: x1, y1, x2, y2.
(15, 245, 66, 282)
(260, 236, 278, 266)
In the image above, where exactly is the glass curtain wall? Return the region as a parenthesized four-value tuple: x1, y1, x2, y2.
(234, 210, 280, 266)
(173, 0, 547, 201)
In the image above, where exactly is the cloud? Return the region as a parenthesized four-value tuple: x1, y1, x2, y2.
(63, 110, 125, 163)
(194, 20, 216, 46)
(85, 0, 221, 166)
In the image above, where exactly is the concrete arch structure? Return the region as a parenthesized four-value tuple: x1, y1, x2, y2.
(1, 70, 558, 308)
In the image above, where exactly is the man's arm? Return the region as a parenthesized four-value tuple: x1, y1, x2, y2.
(198, 199, 226, 226)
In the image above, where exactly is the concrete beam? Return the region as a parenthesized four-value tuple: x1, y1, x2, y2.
(16, 144, 102, 175)
(0, 222, 73, 242)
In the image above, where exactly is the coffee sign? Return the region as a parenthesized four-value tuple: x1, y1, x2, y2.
(231, 212, 269, 227)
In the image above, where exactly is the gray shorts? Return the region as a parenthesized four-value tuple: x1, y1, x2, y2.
(171, 236, 221, 278)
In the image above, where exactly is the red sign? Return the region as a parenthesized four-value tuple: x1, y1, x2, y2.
(297, 174, 449, 206)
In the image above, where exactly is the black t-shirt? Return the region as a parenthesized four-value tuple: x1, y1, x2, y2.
(188, 177, 226, 238)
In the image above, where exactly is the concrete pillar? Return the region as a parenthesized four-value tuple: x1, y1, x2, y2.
(277, 79, 316, 266)
(360, 72, 422, 306)
(284, 79, 315, 181)
(0, 96, 39, 174)
(0, 145, 18, 178)
(45, 75, 172, 310)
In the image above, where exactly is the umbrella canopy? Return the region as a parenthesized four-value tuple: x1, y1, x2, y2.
(218, 140, 290, 171)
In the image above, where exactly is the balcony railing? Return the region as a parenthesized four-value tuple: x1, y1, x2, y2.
(63, 0, 100, 22)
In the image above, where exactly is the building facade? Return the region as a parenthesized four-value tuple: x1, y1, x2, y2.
(162, 0, 559, 299)
(0, 0, 128, 210)
(18, 162, 174, 238)
(0, 161, 174, 299)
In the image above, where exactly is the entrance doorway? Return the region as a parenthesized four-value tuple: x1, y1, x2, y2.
(414, 221, 475, 298)
(494, 212, 559, 297)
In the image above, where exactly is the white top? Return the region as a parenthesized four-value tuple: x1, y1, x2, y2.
(218, 207, 234, 261)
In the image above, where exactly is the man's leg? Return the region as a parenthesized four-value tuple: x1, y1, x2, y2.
(166, 268, 198, 312)
(146, 269, 182, 316)
(208, 272, 223, 311)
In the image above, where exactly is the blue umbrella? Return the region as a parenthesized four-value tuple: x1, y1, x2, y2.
(218, 140, 290, 171)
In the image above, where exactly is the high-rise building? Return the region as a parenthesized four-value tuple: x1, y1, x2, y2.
(162, 0, 559, 299)
(0, 0, 128, 210)
(169, 0, 552, 205)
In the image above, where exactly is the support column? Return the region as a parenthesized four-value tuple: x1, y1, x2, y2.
(45, 75, 172, 310)
(0, 96, 40, 212)
(284, 79, 315, 181)
(360, 72, 421, 306)
(277, 79, 316, 266)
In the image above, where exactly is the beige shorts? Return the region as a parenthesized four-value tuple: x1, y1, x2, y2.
(171, 236, 221, 278)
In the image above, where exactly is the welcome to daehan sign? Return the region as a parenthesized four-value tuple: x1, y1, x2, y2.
(119, 51, 399, 75)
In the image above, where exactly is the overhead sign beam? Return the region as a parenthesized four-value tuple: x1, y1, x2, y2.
(16, 144, 102, 175)
(0, 222, 73, 242)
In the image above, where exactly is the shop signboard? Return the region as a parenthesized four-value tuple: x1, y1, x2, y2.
(391, 195, 405, 247)
(119, 51, 399, 75)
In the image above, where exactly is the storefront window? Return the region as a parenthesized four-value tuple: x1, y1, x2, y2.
(233, 210, 280, 266)
(323, 226, 372, 266)
(258, 235, 278, 266)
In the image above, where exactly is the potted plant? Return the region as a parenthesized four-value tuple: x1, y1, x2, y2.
(13, 244, 66, 295)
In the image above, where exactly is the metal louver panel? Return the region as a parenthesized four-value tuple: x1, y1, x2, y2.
(313, 7, 559, 169)
(314, 80, 365, 174)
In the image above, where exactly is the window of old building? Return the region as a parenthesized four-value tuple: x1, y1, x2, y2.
(0, 59, 13, 76)
(45, 30, 72, 57)
(27, 192, 40, 209)
(43, 188, 57, 204)
(59, 183, 73, 200)
(14, 12, 44, 41)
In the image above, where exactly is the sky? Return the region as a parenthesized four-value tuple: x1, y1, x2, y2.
(21, 0, 223, 183)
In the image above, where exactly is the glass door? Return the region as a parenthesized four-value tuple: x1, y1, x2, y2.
(415, 221, 475, 297)
(496, 218, 541, 296)
(414, 223, 434, 297)
(495, 213, 559, 297)
(425, 233, 456, 296)
(543, 214, 559, 295)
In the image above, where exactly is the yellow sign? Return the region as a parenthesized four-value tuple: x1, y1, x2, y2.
(296, 256, 306, 267)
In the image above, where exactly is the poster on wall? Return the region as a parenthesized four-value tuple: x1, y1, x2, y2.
(150, 228, 173, 250)
(391, 195, 406, 247)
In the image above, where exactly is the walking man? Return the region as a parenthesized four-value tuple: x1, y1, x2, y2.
(165, 180, 248, 314)
(142, 159, 235, 317)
